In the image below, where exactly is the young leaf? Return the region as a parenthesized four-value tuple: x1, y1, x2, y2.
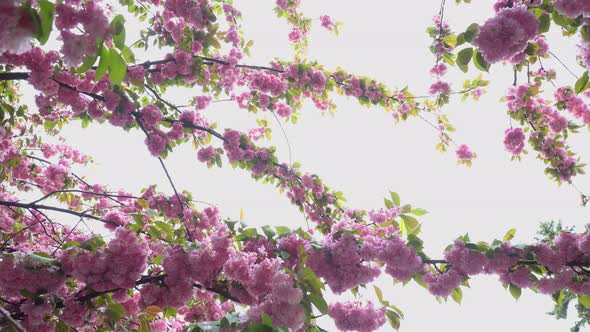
(457, 47, 473, 73)
(38, 0, 55, 45)
(509, 284, 522, 300)
(473, 49, 490, 72)
(95, 46, 110, 81)
(110, 14, 126, 50)
(575, 71, 589, 94)
(108, 48, 127, 85)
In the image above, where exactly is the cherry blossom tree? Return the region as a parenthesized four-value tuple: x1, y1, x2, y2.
(0, 0, 590, 331)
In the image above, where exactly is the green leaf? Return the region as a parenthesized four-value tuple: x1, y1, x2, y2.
(374, 286, 385, 304)
(55, 321, 70, 332)
(108, 48, 127, 85)
(389, 191, 400, 206)
(503, 228, 516, 242)
(579, 295, 590, 308)
(400, 214, 419, 235)
(29, 253, 59, 266)
(410, 208, 428, 216)
(105, 303, 126, 323)
(539, 13, 551, 34)
(456, 47, 473, 73)
(463, 23, 478, 43)
(451, 288, 462, 304)
(261, 312, 273, 326)
(38, 0, 55, 45)
(310, 293, 328, 315)
(275, 226, 291, 238)
(120, 46, 136, 63)
(509, 284, 522, 300)
(95, 46, 110, 81)
(384, 198, 393, 209)
(385, 309, 401, 330)
(575, 71, 589, 94)
(110, 14, 126, 50)
(473, 49, 490, 72)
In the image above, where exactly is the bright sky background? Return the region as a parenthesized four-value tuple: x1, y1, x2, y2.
(27, 1, 590, 331)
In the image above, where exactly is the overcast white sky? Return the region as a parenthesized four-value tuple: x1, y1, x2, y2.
(32, 1, 590, 331)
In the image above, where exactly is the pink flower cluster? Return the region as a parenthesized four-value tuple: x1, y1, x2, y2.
(320, 15, 335, 31)
(554, 87, 590, 125)
(455, 144, 474, 161)
(445, 240, 487, 275)
(429, 81, 450, 95)
(554, 0, 590, 18)
(503, 127, 526, 155)
(0, 2, 34, 54)
(60, 228, 149, 292)
(308, 231, 381, 294)
(141, 231, 232, 308)
(283, 64, 328, 95)
(328, 301, 386, 332)
(475, 6, 539, 63)
(0, 253, 66, 297)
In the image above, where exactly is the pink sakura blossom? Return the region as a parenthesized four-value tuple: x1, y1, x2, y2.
(430, 63, 448, 76)
(128, 66, 146, 81)
(60, 227, 149, 292)
(500, 267, 533, 288)
(475, 6, 539, 63)
(248, 127, 266, 141)
(455, 144, 474, 161)
(60, 31, 97, 67)
(503, 127, 526, 155)
(0, 3, 34, 54)
(226, 28, 240, 45)
(328, 301, 386, 332)
(195, 95, 212, 110)
(275, 103, 293, 117)
(578, 233, 590, 254)
(534, 36, 549, 56)
(145, 134, 168, 156)
(320, 15, 335, 31)
(197, 146, 218, 164)
(140, 104, 163, 127)
(554, 0, 590, 18)
(308, 232, 380, 294)
(444, 240, 488, 275)
(423, 269, 464, 297)
(288, 28, 303, 43)
(429, 81, 450, 95)
(276, 0, 290, 10)
(0, 254, 66, 298)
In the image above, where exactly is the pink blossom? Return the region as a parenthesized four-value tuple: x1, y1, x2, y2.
(423, 270, 464, 297)
(430, 63, 448, 76)
(145, 134, 168, 156)
(320, 15, 335, 31)
(429, 81, 450, 95)
(554, 0, 590, 18)
(288, 28, 303, 43)
(140, 104, 163, 127)
(328, 301, 386, 332)
(197, 146, 218, 164)
(195, 95, 212, 110)
(475, 6, 539, 63)
(455, 144, 474, 161)
(503, 127, 525, 155)
(444, 240, 488, 275)
(0, 3, 34, 54)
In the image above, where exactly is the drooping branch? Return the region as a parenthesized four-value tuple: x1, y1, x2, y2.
(0, 200, 119, 228)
